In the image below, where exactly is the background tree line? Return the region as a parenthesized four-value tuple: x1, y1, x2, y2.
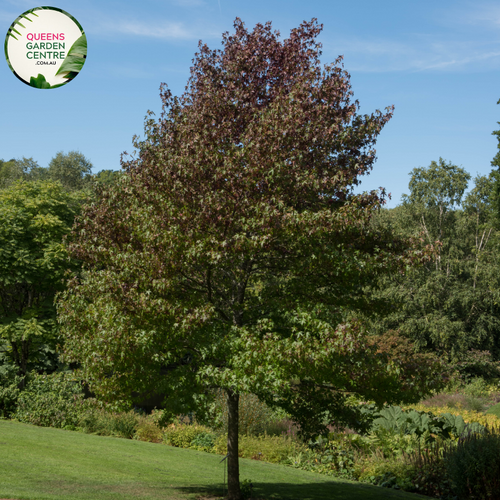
(367, 152, 500, 378)
(2, 143, 500, 401)
(0, 152, 120, 382)
(2, 136, 500, 401)
(0, 152, 120, 192)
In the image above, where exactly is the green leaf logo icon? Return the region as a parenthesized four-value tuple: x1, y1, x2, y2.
(55, 34, 87, 80)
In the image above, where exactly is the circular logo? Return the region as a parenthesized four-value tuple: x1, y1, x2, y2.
(4, 7, 87, 89)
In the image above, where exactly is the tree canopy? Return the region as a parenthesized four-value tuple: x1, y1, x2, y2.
(0, 152, 94, 192)
(0, 181, 83, 380)
(491, 99, 500, 224)
(368, 160, 500, 368)
(47, 151, 93, 191)
(0, 159, 22, 189)
(58, 18, 446, 500)
(92, 169, 122, 188)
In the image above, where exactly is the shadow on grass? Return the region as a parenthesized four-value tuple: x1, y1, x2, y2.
(176, 480, 429, 500)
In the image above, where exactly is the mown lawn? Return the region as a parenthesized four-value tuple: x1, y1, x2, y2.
(0, 420, 430, 500)
(486, 402, 500, 419)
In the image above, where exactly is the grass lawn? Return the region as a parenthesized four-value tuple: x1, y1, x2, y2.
(0, 420, 430, 500)
(486, 402, 500, 419)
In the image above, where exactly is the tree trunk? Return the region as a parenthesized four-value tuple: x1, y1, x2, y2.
(226, 389, 241, 500)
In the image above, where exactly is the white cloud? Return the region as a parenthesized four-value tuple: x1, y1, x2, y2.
(89, 15, 221, 41)
(170, 0, 206, 6)
(104, 65, 154, 79)
(110, 20, 193, 39)
(320, 1, 500, 73)
(324, 34, 500, 73)
(461, 2, 500, 27)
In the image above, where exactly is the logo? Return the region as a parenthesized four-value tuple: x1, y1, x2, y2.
(4, 7, 87, 89)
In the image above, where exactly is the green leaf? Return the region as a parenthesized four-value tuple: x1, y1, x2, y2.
(67, 34, 87, 57)
(29, 74, 51, 89)
(55, 34, 87, 78)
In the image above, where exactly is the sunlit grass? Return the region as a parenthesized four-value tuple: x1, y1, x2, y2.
(0, 419, 429, 500)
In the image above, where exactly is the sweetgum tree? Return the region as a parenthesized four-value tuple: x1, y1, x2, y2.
(58, 19, 445, 499)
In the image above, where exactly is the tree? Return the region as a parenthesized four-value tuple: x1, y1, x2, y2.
(17, 157, 50, 183)
(369, 165, 500, 364)
(491, 99, 500, 224)
(1, 157, 51, 190)
(92, 169, 122, 188)
(0, 158, 22, 189)
(47, 151, 93, 191)
(58, 19, 445, 499)
(0, 181, 82, 381)
(2, 153, 98, 195)
(401, 157, 471, 266)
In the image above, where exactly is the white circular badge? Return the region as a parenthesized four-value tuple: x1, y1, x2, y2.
(4, 7, 87, 89)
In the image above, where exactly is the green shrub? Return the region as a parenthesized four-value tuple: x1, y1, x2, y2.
(284, 437, 359, 479)
(370, 405, 484, 441)
(214, 434, 303, 464)
(445, 430, 500, 500)
(261, 418, 299, 438)
(210, 390, 277, 436)
(0, 368, 23, 419)
(461, 377, 492, 398)
(356, 455, 416, 490)
(134, 413, 164, 443)
(14, 372, 88, 428)
(354, 445, 454, 498)
(190, 431, 217, 451)
(363, 429, 420, 458)
(163, 422, 212, 448)
(78, 408, 139, 438)
(456, 351, 500, 382)
(109, 410, 139, 438)
(77, 407, 101, 433)
(464, 395, 487, 413)
(240, 479, 254, 500)
(376, 431, 500, 500)
(403, 440, 456, 498)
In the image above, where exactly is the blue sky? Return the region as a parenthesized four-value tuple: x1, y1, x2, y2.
(1, 0, 500, 207)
